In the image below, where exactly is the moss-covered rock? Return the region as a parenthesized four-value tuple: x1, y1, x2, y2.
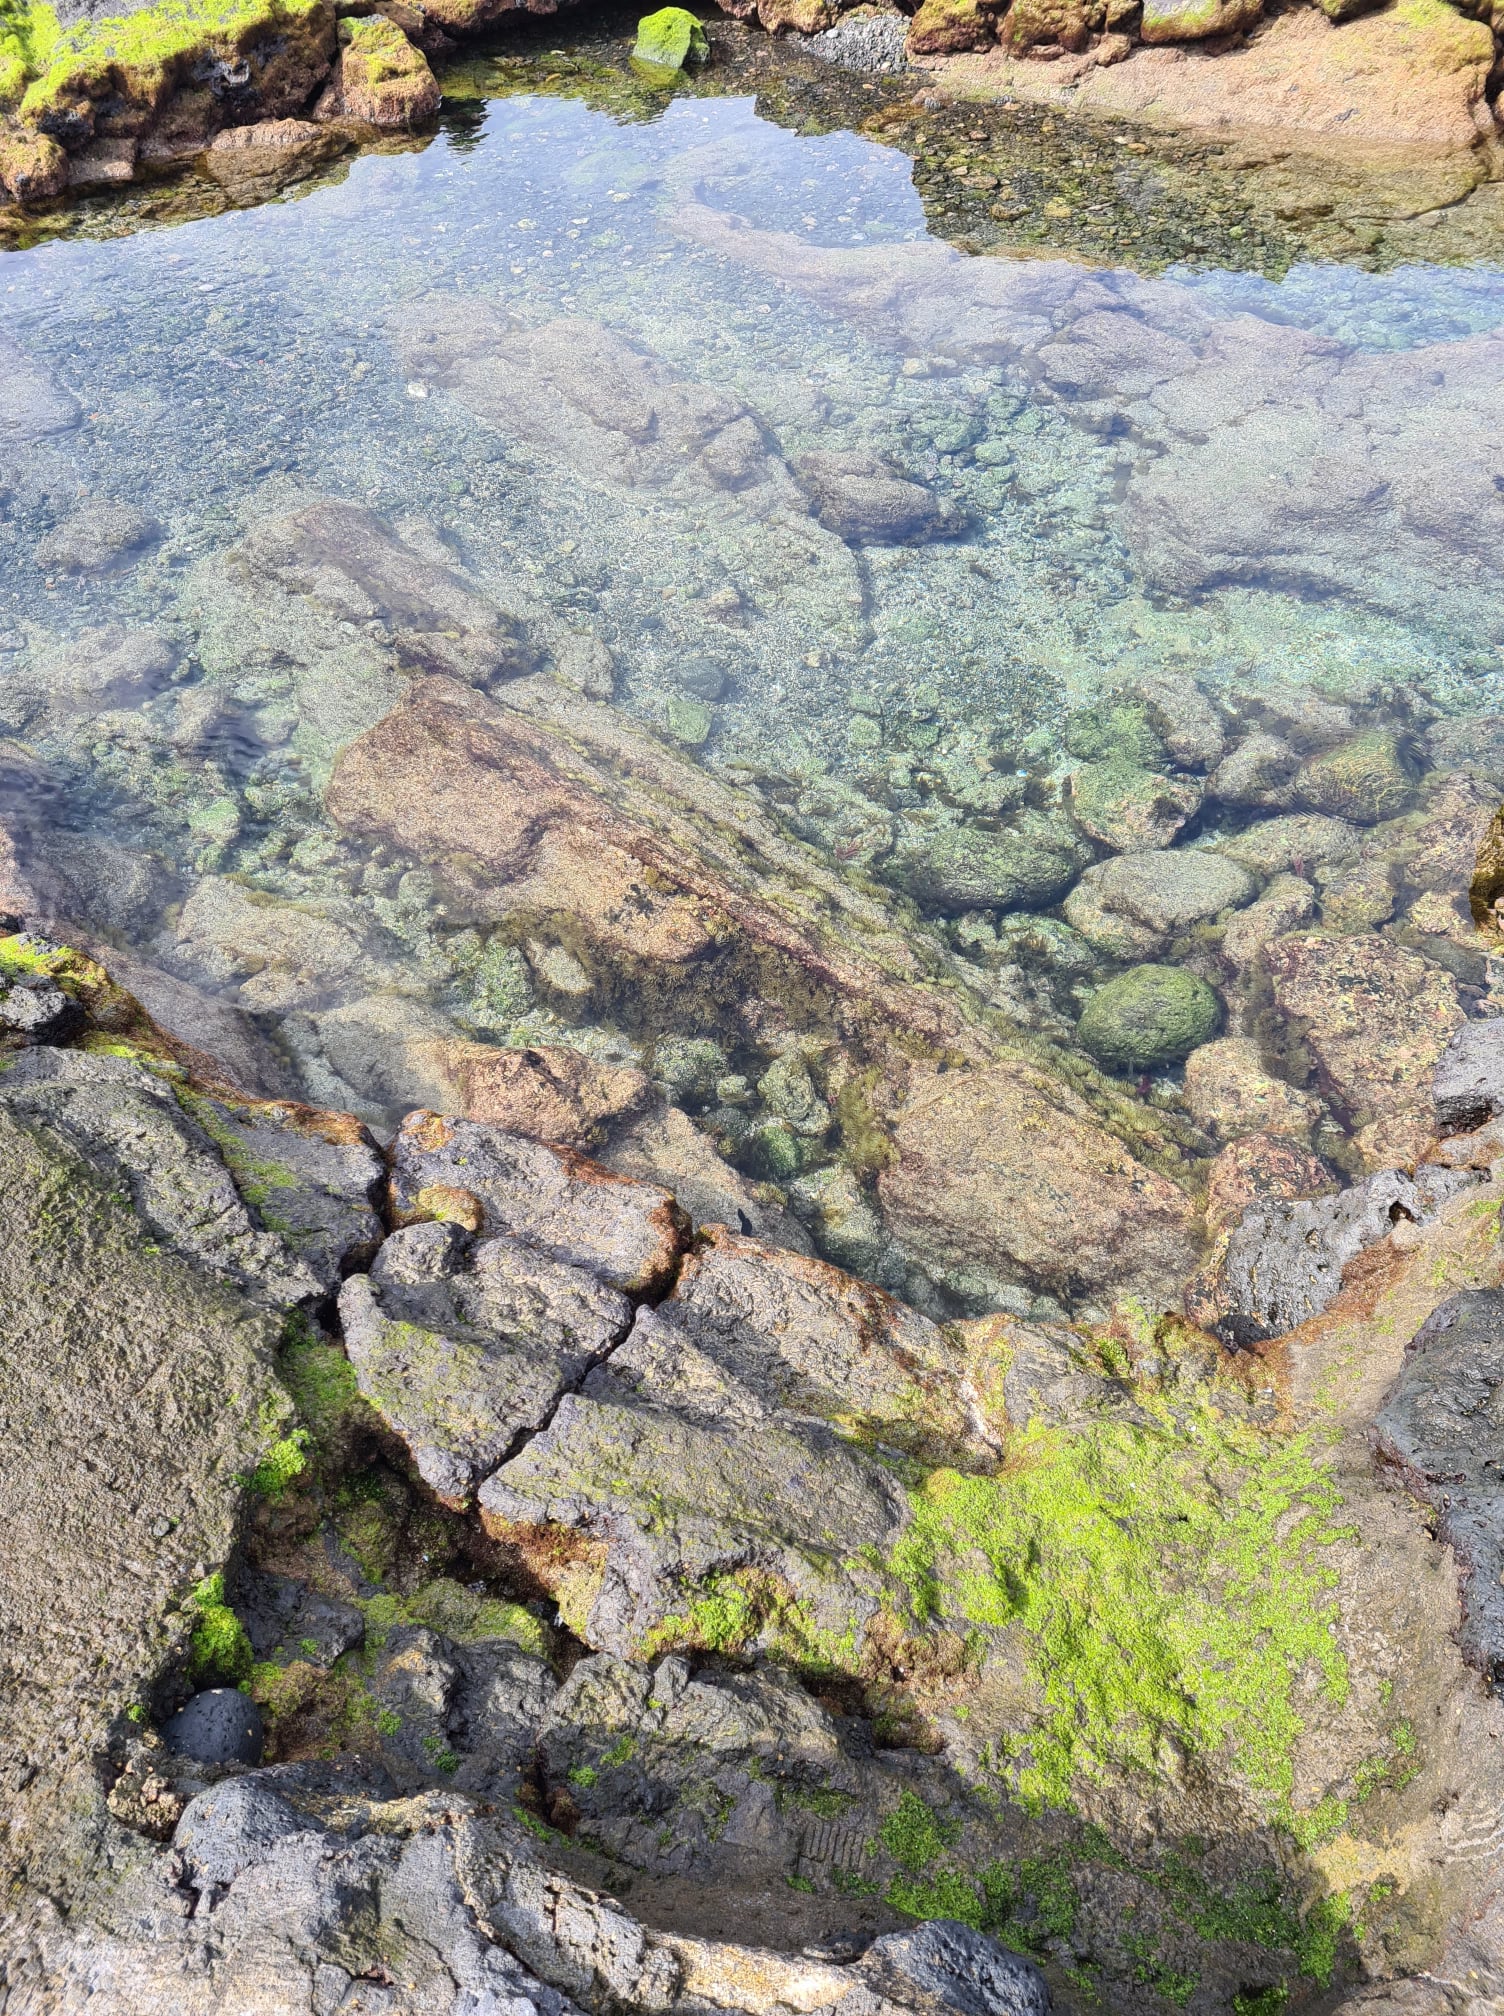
(1076, 963, 1222, 1073)
(891, 811, 1090, 914)
(0, 121, 65, 196)
(631, 5, 707, 68)
(19, 0, 335, 146)
(906, 0, 997, 54)
(999, 0, 1089, 52)
(314, 13, 437, 127)
(1068, 756, 1201, 853)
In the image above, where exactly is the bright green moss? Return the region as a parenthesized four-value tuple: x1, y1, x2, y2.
(19, 0, 322, 116)
(881, 1788, 961, 1872)
(889, 1407, 1350, 1812)
(188, 1571, 253, 1687)
(359, 1577, 547, 1658)
(0, 1, 58, 105)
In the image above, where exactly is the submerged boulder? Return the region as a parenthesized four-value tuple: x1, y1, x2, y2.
(1076, 963, 1222, 1073)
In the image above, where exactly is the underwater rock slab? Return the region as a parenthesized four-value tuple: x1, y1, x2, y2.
(878, 1059, 1202, 1308)
(339, 1217, 634, 1504)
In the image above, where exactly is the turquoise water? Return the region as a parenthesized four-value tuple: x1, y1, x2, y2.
(4, 78, 1503, 1286)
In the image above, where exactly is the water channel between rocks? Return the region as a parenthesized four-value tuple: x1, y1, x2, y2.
(6, 21, 1504, 1323)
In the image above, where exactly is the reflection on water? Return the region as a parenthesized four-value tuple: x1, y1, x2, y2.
(4, 77, 1504, 1312)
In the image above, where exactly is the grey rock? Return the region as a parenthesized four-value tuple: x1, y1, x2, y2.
(388, 1111, 688, 1297)
(891, 811, 1090, 914)
(174, 1776, 309, 1888)
(794, 10, 910, 72)
(162, 1689, 265, 1767)
(451, 1639, 558, 1768)
(367, 1624, 462, 1772)
(1218, 1164, 1481, 1340)
(185, 1093, 386, 1293)
(859, 1921, 1051, 2016)
(1206, 731, 1299, 809)
(0, 334, 81, 440)
(0, 973, 83, 1043)
(239, 1570, 366, 1668)
(479, 1298, 909, 1653)
(1064, 849, 1255, 957)
(796, 451, 959, 544)
(0, 1047, 320, 1306)
(1374, 1289, 1504, 1681)
(339, 1219, 633, 1503)
(1434, 1018, 1504, 1134)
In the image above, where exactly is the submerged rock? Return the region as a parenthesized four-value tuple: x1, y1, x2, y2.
(33, 499, 159, 575)
(891, 810, 1089, 914)
(1184, 1036, 1324, 1143)
(1075, 962, 1222, 1073)
(795, 449, 959, 543)
(1064, 848, 1254, 957)
(1066, 757, 1200, 852)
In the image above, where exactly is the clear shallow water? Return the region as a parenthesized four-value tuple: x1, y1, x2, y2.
(4, 76, 1504, 1295)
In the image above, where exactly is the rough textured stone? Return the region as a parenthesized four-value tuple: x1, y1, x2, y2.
(314, 14, 440, 127)
(1220, 873, 1316, 972)
(0, 1047, 321, 1305)
(442, 1043, 651, 1148)
(339, 1218, 634, 1504)
(1207, 731, 1300, 810)
(1139, 0, 1259, 42)
(1215, 815, 1357, 879)
(1433, 1018, 1504, 1135)
(1064, 849, 1254, 957)
(1076, 963, 1222, 1073)
(0, 1102, 283, 1844)
(892, 811, 1090, 914)
(1205, 1131, 1337, 1234)
(33, 500, 158, 575)
(796, 450, 957, 543)
(1067, 758, 1200, 852)
(878, 1060, 1201, 1308)
(906, 0, 995, 54)
(389, 1110, 688, 1298)
(1184, 1036, 1324, 1143)
(1374, 1289, 1504, 1682)
(162, 1689, 265, 1766)
(1215, 1164, 1478, 1338)
(1262, 932, 1464, 1170)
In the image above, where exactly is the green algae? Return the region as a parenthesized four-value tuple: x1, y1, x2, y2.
(359, 1576, 548, 1657)
(251, 1427, 309, 1497)
(0, 0, 58, 106)
(187, 1569, 253, 1686)
(889, 1405, 1351, 1813)
(17, 0, 324, 117)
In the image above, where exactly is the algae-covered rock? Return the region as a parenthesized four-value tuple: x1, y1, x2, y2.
(1140, 0, 1260, 39)
(1064, 849, 1255, 959)
(1076, 963, 1222, 1074)
(906, 0, 997, 53)
(632, 5, 708, 68)
(1262, 930, 1464, 1170)
(1000, 0, 1089, 51)
(1293, 730, 1413, 825)
(1184, 1036, 1323, 1144)
(891, 810, 1089, 915)
(0, 125, 66, 199)
(314, 13, 437, 127)
(1068, 756, 1200, 852)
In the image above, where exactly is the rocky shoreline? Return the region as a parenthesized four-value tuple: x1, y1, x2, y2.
(1, 920, 1503, 2012)
(2, 0, 1503, 222)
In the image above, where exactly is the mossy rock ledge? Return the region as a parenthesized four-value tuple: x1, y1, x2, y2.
(4, 925, 1504, 2014)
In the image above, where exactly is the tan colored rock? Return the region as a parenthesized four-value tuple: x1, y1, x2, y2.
(202, 117, 342, 186)
(1220, 872, 1316, 971)
(757, 0, 835, 28)
(918, 0, 1498, 153)
(1066, 758, 1201, 851)
(1184, 1036, 1324, 1143)
(1392, 771, 1497, 897)
(1207, 731, 1299, 810)
(315, 15, 440, 127)
(1262, 931, 1464, 1171)
(441, 1043, 651, 1148)
(1205, 1130, 1336, 1232)
(908, 0, 998, 53)
(1315, 853, 1396, 934)
(878, 1060, 1201, 1308)
(1000, 0, 1089, 53)
(171, 876, 380, 1012)
(0, 128, 67, 202)
(1293, 730, 1412, 825)
(604, 1104, 809, 1249)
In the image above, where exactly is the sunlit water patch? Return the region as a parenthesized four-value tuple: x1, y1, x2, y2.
(4, 78, 1504, 1314)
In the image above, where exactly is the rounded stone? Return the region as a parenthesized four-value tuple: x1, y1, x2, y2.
(173, 1775, 304, 1888)
(1077, 964, 1223, 1072)
(161, 1688, 265, 1766)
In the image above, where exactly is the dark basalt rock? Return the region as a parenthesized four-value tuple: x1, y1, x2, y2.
(162, 1688, 266, 1766)
(1374, 1289, 1504, 1684)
